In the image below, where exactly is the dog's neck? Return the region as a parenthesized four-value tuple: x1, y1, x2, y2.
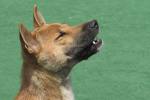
(21, 49, 72, 82)
(17, 43, 74, 100)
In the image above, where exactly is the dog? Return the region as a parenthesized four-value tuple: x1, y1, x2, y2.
(16, 4, 102, 100)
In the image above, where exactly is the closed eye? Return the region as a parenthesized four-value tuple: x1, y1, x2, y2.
(59, 31, 66, 37)
(55, 31, 66, 40)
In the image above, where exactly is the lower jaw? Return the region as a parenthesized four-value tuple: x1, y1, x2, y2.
(76, 49, 98, 61)
(75, 39, 102, 60)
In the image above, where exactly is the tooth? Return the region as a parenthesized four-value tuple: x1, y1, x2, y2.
(93, 41, 96, 44)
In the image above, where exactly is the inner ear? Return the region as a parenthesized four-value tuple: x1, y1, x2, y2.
(19, 24, 40, 54)
(33, 4, 46, 28)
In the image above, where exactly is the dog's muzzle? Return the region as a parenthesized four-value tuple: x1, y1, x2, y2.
(75, 20, 103, 60)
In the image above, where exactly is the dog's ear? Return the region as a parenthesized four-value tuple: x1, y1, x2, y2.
(19, 24, 40, 54)
(33, 4, 46, 28)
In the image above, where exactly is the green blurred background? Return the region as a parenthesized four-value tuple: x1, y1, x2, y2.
(0, 0, 150, 100)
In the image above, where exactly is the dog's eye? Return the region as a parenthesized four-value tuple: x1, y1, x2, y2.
(59, 31, 66, 37)
(55, 31, 66, 40)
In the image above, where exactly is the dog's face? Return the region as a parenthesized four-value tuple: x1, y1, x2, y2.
(19, 5, 102, 72)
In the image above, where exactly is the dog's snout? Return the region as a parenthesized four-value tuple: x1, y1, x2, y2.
(88, 20, 98, 29)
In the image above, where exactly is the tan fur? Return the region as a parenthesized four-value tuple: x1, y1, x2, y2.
(16, 63, 63, 100)
(16, 4, 101, 100)
(16, 5, 79, 100)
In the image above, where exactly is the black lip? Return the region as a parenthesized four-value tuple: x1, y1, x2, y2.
(75, 38, 102, 60)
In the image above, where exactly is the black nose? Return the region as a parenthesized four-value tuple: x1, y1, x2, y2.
(87, 20, 99, 30)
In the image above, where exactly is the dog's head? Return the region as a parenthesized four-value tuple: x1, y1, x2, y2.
(19, 5, 102, 72)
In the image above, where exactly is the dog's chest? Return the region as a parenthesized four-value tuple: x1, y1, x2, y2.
(60, 85, 74, 100)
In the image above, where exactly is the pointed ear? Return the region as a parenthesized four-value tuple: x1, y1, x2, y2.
(33, 4, 46, 28)
(19, 24, 40, 54)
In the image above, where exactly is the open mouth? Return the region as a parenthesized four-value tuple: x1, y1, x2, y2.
(74, 20, 103, 60)
(76, 38, 102, 60)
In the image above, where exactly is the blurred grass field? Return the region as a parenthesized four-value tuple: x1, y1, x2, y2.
(0, 0, 150, 100)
